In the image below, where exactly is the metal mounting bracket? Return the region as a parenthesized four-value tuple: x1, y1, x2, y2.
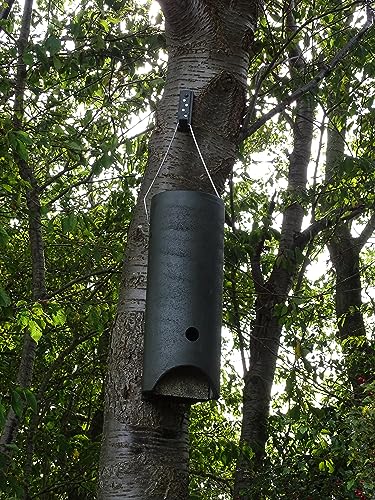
(177, 90, 194, 132)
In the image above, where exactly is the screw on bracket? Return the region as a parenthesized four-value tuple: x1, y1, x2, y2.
(177, 90, 194, 132)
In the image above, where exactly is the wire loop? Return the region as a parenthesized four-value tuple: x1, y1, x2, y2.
(143, 122, 220, 223)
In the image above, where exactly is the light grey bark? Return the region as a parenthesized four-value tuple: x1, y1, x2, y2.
(98, 1, 258, 498)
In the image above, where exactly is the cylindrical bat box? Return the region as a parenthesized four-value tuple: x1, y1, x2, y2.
(142, 190, 224, 402)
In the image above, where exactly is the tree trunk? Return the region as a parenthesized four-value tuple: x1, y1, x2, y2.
(234, 91, 314, 498)
(234, 3, 317, 494)
(98, 1, 258, 498)
(0, 0, 47, 453)
(326, 121, 375, 391)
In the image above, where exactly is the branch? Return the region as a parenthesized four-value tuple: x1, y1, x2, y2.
(310, 114, 327, 222)
(285, 0, 305, 68)
(250, 194, 276, 293)
(46, 268, 120, 299)
(39, 162, 81, 191)
(190, 470, 233, 490)
(0, 2, 17, 42)
(0, 26, 16, 41)
(295, 205, 368, 249)
(226, 174, 248, 375)
(240, 15, 374, 140)
(31, 474, 94, 499)
(157, 0, 185, 9)
(241, 2, 360, 135)
(294, 239, 314, 292)
(24, 330, 99, 483)
(229, 274, 248, 377)
(46, 170, 94, 206)
(0, 0, 15, 21)
(355, 212, 375, 250)
(13, 0, 34, 127)
(228, 171, 236, 230)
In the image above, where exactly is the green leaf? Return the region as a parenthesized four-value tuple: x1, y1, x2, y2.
(0, 227, 9, 247)
(102, 153, 112, 168)
(342, 156, 355, 174)
(0, 286, 10, 307)
(346, 479, 356, 490)
(294, 247, 305, 266)
(22, 51, 33, 65)
(285, 370, 295, 396)
(62, 213, 77, 234)
(66, 140, 82, 151)
(7, 131, 17, 149)
(10, 389, 23, 418)
(34, 43, 48, 65)
(8, 475, 24, 497)
(45, 35, 61, 56)
(14, 130, 33, 145)
(1, 184, 13, 193)
(52, 309, 66, 326)
(302, 357, 313, 373)
(92, 159, 103, 176)
(0, 399, 5, 428)
(4, 443, 20, 453)
(23, 388, 37, 414)
(99, 19, 109, 31)
(32, 302, 45, 317)
(83, 110, 93, 125)
(53, 55, 62, 70)
(28, 319, 42, 343)
(15, 139, 28, 161)
(326, 459, 334, 474)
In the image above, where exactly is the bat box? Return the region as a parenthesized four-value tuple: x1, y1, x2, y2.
(142, 190, 224, 402)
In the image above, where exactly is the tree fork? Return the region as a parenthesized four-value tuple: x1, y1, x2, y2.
(234, 6, 316, 487)
(326, 117, 375, 396)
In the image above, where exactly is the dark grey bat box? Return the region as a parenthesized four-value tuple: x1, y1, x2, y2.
(142, 190, 224, 402)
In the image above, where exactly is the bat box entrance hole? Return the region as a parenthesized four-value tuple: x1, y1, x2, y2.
(185, 326, 199, 342)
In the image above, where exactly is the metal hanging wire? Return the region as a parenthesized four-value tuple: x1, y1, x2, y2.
(143, 122, 179, 224)
(188, 123, 220, 198)
(143, 90, 220, 223)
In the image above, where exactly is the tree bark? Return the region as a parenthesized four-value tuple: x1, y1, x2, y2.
(326, 120, 375, 390)
(0, 0, 47, 453)
(234, 4, 315, 489)
(326, 125, 364, 340)
(98, 1, 258, 498)
(234, 94, 314, 499)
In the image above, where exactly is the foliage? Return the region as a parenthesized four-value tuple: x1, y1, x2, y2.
(1, 0, 375, 497)
(0, 0, 164, 496)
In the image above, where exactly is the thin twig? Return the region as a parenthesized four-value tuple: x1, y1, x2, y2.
(241, 15, 373, 140)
